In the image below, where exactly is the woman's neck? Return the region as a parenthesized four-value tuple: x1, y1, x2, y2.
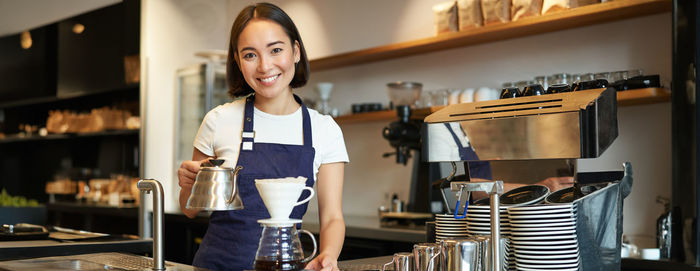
(253, 90, 299, 115)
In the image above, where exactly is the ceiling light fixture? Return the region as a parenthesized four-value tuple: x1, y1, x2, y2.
(20, 31, 32, 49)
(72, 23, 85, 34)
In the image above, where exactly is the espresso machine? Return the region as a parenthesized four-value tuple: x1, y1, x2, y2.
(423, 87, 632, 270)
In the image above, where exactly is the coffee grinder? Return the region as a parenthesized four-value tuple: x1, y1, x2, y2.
(382, 105, 442, 214)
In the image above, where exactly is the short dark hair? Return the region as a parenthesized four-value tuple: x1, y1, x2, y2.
(226, 2, 310, 98)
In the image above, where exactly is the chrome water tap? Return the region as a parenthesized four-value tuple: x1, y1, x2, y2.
(138, 179, 165, 271)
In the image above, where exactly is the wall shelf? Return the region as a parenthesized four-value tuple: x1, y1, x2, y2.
(334, 87, 670, 124)
(309, 0, 670, 71)
(0, 129, 139, 144)
(0, 86, 139, 110)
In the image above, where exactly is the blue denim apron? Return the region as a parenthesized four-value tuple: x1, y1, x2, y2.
(193, 94, 316, 271)
(444, 123, 492, 180)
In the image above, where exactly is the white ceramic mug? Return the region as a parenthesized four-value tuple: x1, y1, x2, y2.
(255, 178, 315, 220)
(459, 88, 475, 103)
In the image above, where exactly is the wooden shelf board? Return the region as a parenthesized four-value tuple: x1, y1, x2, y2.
(616, 87, 670, 106)
(310, 0, 671, 71)
(333, 110, 397, 124)
(334, 88, 670, 124)
(0, 129, 139, 144)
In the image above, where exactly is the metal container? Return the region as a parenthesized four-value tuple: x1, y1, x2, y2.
(382, 252, 414, 271)
(440, 239, 479, 271)
(185, 159, 243, 210)
(413, 243, 441, 271)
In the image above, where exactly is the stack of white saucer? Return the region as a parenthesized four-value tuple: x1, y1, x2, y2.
(507, 203, 579, 271)
(434, 214, 469, 241)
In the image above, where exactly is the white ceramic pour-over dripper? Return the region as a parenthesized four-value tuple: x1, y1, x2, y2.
(316, 82, 333, 101)
(255, 177, 315, 221)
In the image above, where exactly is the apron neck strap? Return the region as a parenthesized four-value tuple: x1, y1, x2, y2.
(243, 94, 313, 148)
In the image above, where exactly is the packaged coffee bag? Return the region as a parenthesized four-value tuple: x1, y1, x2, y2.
(458, 0, 483, 30)
(481, 0, 510, 25)
(433, 1, 459, 34)
(542, 0, 578, 14)
(512, 0, 543, 21)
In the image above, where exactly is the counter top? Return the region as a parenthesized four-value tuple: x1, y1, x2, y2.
(338, 255, 393, 270)
(0, 252, 199, 271)
(0, 238, 152, 261)
(337, 255, 700, 271)
(302, 213, 426, 243)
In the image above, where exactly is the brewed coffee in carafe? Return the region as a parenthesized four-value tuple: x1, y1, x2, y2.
(253, 177, 317, 271)
(254, 222, 317, 271)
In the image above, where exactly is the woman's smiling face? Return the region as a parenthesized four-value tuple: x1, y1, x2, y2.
(236, 19, 300, 99)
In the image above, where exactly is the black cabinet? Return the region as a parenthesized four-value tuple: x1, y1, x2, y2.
(57, 0, 140, 97)
(0, 25, 57, 102)
(0, 1, 141, 213)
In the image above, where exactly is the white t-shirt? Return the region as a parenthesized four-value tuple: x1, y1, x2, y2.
(193, 98, 349, 178)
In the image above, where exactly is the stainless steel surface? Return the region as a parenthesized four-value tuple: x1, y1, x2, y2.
(440, 162, 457, 214)
(440, 239, 478, 271)
(449, 181, 503, 271)
(185, 160, 243, 210)
(423, 87, 618, 161)
(137, 179, 165, 271)
(382, 252, 414, 271)
(488, 195, 500, 271)
(472, 236, 489, 271)
(0, 252, 196, 271)
(413, 243, 440, 271)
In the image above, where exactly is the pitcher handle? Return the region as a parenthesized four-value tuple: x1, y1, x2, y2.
(294, 187, 315, 206)
(381, 260, 395, 271)
(427, 251, 441, 271)
(226, 166, 243, 204)
(299, 229, 318, 263)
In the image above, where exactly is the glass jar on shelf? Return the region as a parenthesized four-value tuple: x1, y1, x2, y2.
(534, 75, 548, 90)
(549, 73, 572, 86)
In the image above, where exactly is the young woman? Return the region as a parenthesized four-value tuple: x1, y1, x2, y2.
(177, 3, 348, 271)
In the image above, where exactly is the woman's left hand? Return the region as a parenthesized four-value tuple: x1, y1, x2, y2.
(305, 253, 339, 271)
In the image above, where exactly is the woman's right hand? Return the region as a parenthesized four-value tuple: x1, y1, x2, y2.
(178, 159, 209, 191)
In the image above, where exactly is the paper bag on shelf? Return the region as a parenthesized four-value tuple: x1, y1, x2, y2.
(542, 0, 578, 14)
(481, 0, 511, 25)
(512, 0, 543, 21)
(433, 1, 459, 35)
(458, 0, 483, 30)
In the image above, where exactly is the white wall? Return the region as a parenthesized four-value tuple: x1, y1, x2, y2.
(142, 0, 671, 242)
(141, 0, 230, 212)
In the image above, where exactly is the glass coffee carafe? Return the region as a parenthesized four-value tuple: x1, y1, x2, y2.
(253, 177, 318, 271)
(254, 220, 317, 271)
